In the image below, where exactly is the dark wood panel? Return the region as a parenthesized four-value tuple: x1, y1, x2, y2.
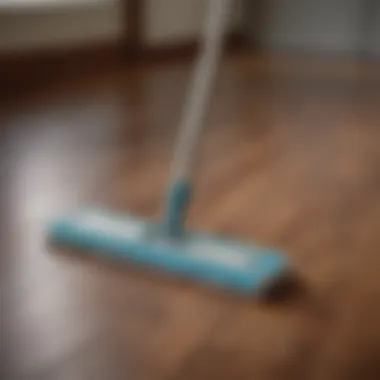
(124, 0, 144, 56)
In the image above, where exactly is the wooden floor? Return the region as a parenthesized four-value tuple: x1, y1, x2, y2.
(3, 53, 380, 380)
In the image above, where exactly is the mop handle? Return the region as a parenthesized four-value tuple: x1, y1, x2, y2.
(163, 0, 232, 236)
(171, 0, 232, 181)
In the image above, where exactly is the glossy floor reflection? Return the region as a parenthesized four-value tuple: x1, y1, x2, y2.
(3, 54, 380, 380)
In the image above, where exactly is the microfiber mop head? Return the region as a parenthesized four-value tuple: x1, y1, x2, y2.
(48, 207, 287, 293)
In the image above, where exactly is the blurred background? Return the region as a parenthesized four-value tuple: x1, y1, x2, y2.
(2, 1, 380, 380)
(1, 0, 380, 102)
(1, 0, 380, 54)
(1, 0, 380, 64)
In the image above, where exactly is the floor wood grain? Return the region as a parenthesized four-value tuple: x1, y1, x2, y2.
(3, 53, 380, 380)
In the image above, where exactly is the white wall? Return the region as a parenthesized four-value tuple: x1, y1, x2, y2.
(0, 0, 124, 52)
(144, 0, 243, 46)
(365, 2, 380, 55)
(261, 0, 365, 53)
(251, 0, 380, 56)
(0, 0, 243, 53)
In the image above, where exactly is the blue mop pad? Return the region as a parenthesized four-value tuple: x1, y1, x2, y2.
(48, 207, 286, 293)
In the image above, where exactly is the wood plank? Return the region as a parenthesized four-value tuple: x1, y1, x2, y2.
(3, 53, 380, 380)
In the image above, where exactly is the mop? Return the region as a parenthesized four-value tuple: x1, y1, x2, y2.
(48, 0, 287, 294)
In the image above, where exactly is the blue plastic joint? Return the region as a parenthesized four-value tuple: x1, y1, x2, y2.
(163, 178, 191, 237)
